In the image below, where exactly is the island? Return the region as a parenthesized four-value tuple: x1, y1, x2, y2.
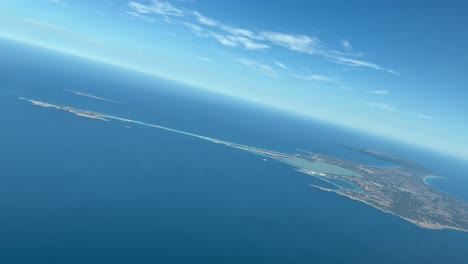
(19, 97, 468, 232)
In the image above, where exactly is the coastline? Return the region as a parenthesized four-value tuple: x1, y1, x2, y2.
(423, 175, 447, 185)
(309, 184, 468, 233)
(20, 96, 468, 233)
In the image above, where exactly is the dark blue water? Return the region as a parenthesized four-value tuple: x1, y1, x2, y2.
(1, 39, 468, 263)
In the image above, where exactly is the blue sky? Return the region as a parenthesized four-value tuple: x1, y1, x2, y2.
(1, 0, 467, 160)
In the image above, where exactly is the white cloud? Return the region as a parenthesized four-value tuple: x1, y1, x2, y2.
(22, 18, 64, 33)
(259, 32, 397, 75)
(128, 0, 397, 75)
(261, 31, 320, 54)
(340, 86, 353, 91)
(192, 11, 218, 27)
(184, 22, 203, 32)
(274, 61, 288, 70)
(230, 36, 269, 50)
(368, 90, 389, 95)
(127, 11, 155, 23)
(416, 114, 433, 120)
(19, 17, 104, 48)
(364, 102, 395, 111)
(363, 101, 433, 120)
(222, 25, 256, 39)
(48, 0, 69, 7)
(236, 58, 276, 77)
(195, 55, 212, 61)
(95, 10, 106, 16)
(364, 102, 434, 121)
(128, 0, 184, 17)
(209, 32, 238, 47)
(193, 11, 256, 39)
(292, 74, 336, 83)
(185, 24, 268, 50)
(341, 40, 352, 50)
(190, 11, 267, 49)
(329, 57, 399, 75)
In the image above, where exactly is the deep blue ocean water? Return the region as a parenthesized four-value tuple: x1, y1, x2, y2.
(1, 39, 468, 263)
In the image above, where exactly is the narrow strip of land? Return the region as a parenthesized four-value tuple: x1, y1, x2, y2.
(64, 89, 121, 103)
(19, 97, 468, 232)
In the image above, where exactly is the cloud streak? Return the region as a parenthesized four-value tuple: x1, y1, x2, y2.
(363, 102, 433, 121)
(364, 102, 395, 111)
(292, 74, 336, 83)
(184, 22, 269, 50)
(128, 0, 183, 17)
(341, 40, 352, 50)
(328, 57, 399, 75)
(260, 31, 320, 54)
(274, 61, 288, 70)
(195, 55, 212, 62)
(368, 90, 389, 95)
(416, 113, 433, 120)
(127, 11, 156, 23)
(22, 18, 65, 33)
(236, 58, 276, 77)
(127, 0, 397, 74)
(48, 0, 69, 7)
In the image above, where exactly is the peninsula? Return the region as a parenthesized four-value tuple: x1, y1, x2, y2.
(19, 97, 468, 232)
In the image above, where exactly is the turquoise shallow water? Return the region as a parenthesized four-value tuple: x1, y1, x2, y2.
(1, 39, 468, 264)
(282, 157, 361, 177)
(326, 178, 363, 192)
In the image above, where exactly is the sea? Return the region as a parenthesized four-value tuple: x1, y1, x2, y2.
(1, 38, 468, 263)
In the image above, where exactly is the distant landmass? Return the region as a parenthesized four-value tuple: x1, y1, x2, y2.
(64, 89, 121, 103)
(19, 97, 468, 232)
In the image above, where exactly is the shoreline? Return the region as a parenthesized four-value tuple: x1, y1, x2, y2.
(20, 96, 468, 233)
(309, 184, 468, 233)
(423, 175, 447, 185)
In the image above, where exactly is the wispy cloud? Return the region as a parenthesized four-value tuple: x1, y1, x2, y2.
(48, 0, 69, 7)
(364, 102, 396, 111)
(22, 18, 65, 33)
(95, 10, 106, 16)
(229, 36, 269, 50)
(341, 86, 353, 91)
(292, 74, 336, 83)
(274, 61, 288, 70)
(195, 55, 212, 61)
(260, 32, 399, 75)
(416, 113, 433, 120)
(364, 102, 434, 121)
(193, 11, 256, 39)
(19, 17, 104, 48)
(193, 11, 220, 27)
(184, 22, 203, 32)
(367, 90, 389, 95)
(127, 11, 155, 23)
(341, 40, 352, 50)
(328, 57, 399, 75)
(207, 32, 236, 47)
(128, 0, 184, 17)
(187, 12, 268, 50)
(127, 0, 397, 75)
(236, 58, 276, 77)
(184, 23, 269, 50)
(260, 31, 321, 54)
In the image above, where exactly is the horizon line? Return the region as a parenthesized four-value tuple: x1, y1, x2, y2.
(2, 34, 467, 163)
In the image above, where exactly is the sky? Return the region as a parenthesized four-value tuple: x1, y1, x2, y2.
(0, 0, 467, 160)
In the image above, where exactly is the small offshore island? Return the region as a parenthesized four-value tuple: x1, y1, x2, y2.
(20, 97, 468, 232)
